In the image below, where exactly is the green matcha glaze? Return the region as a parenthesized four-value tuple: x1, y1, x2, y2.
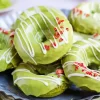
(68, 2, 100, 34)
(62, 38, 100, 92)
(12, 63, 68, 97)
(0, 0, 12, 10)
(0, 30, 21, 72)
(14, 6, 73, 65)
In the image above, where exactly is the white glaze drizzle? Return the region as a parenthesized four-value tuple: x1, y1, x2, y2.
(14, 76, 62, 86)
(68, 73, 100, 81)
(14, 77, 48, 86)
(16, 6, 69, 63)
(12, 69, 30, 75)
(35, 7, 58, 48)
(20, 12, 35, 57)
(39, 43, 47, 54)
(0, 46, 17, 64)
(15, 29, 37, 64)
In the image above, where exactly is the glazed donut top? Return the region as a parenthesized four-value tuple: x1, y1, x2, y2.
(62, 38, 100, 81)
(69, 2, 100, 34)
(14, 6, 73, 65)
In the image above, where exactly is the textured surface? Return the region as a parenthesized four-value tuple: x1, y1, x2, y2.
(0, 9, 100, 100)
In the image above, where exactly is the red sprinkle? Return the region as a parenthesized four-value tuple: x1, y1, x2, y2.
(60, 31, 63, 34)
(3, 30, 8, 34)
(60, 26, 64, 28)
(58, 20, 64, 24)
(59, 38, 63, 42)
(94, 73, 98, 77)
(85, 14, 90, 17)
(44, 45, 50, 51)
(51, 42, 57, 47)
(93, 33, 99, 38)
(74, 62, 86, 69)
(56, 69, 64, 75)
(53, 42, 56, 46)
(66, 28, 69, 31)
(54, 27, 57, 31)
(54, 32, 60, 39)
(10, 32, 15, 37)
(75, 66, 79, 71)
(79, 10, 82, 14)
(82, 69, 85, 72)
(86, 71, 92, 76)
(56, 17, 59, 21)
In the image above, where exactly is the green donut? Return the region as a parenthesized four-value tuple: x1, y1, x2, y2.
(0, 29, 21, 72)
(68, 2, 100, 34)
(12, 63, 68, 97)
(14, 6, 73, 65)
(62, 38, 100, 92)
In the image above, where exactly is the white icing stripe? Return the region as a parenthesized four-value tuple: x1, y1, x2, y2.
(14, 77, 48, 86)
(65, 53, 83, 62)
(0, 48, 11, 60)
(20, 22, 35, 57)
(16, 28, 32, 57)
(12, 69, 30, 75)
(0, 46, 17, 64)
(62, 61, 76, 68)
(6, 52, 17, 64)
(39, 43, 47, 54)
(68, 73, 100, 81)
(30, 16, 48, 54)
(14, 76, 62, 86)
(35, 7, 58, 48)
(15, 30, 37, 64)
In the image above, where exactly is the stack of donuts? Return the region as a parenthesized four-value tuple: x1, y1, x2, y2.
(1, 2, 100, 98)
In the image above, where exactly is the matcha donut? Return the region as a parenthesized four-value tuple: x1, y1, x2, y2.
(12, 63, 68, 97)
(14, 6, 73, 65)
(68, 2, 100, 34)
(0, 28, 21, 72)
(62, 38, 100, 92)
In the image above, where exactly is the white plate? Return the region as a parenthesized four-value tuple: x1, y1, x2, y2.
(0, 0, 17, 13)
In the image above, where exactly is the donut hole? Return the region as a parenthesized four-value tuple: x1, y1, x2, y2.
(88, 63, 100, 70)
(42, 36, 47, 42)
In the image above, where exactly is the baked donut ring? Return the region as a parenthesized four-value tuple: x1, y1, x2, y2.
(68, 2, 100, 34)
(12, 63, 68, 97)
(0, 28, 21, 72)
(14, 6, 73, 65)
(62, 38, 100, 92)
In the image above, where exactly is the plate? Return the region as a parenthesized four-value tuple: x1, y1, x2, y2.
(0, 9, 100, 100)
